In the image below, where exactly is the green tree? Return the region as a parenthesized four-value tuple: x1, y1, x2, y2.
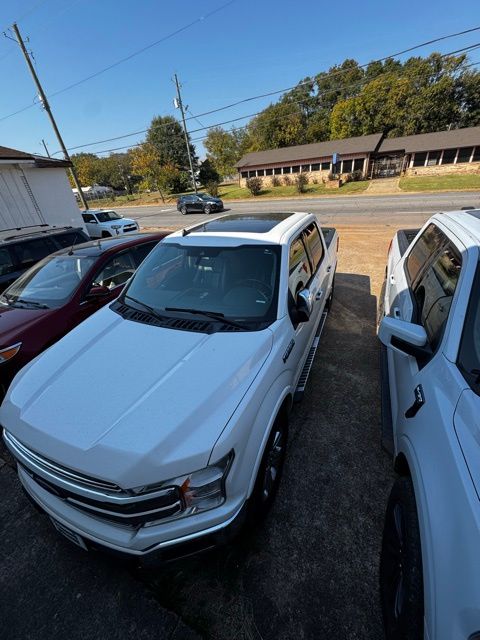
(146, 115, 197, 171)
(204, 127, 247, 176)
(245, 101, 306, 151)
(71, 153, 100, 186)
(198, 158, 220, 186)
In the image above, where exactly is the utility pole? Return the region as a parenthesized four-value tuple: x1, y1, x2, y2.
(11, 23, 89, 210)
(41, 139, 50, 157)
(174, 73, 197, 194)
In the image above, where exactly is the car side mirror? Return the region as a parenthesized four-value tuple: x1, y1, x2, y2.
(89, 219, 98, 224)
(296, 288, 312, 322)
(86, 284, 110, 299)
(379, 316, 430, 361)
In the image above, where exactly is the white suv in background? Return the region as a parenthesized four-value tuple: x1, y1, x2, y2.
(82, 209, 139, 238)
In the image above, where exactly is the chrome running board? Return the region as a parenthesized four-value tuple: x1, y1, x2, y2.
(294, 311, 328, 402)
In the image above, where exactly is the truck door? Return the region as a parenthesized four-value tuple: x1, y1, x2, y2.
(387, 231, 464, 435)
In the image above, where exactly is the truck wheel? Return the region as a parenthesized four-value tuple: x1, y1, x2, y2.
(249, 413, 288, 521)
(380, 477, 424, 640)
(204, 205, 211, 215)
(181, 205, 187, 215)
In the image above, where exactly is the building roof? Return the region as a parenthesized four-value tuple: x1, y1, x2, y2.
(378, 126, 480, 154)
(236, 133, 383, 169)
(0, 144, 71, 168)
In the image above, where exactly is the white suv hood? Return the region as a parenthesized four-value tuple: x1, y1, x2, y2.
(1, 306, 273, 488)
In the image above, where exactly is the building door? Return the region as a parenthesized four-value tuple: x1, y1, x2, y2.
(371, 155, 404, 178)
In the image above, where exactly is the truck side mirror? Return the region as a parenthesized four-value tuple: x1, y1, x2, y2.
(296, 288, 312, 322)
(379, 316, 431, 361)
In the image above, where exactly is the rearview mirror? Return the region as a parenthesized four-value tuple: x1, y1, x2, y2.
(296, 288, 312, 322)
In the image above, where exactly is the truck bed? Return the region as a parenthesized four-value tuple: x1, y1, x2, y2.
(321, 227, 337, 250)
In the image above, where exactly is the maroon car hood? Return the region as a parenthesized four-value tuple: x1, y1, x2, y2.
(0, 305, 54, 346)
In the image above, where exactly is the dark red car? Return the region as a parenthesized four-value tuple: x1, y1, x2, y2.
(0, 232, 167, 397)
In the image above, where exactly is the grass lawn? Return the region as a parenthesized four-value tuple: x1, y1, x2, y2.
(86, 180, 369, 209)
(400, 174, 480, 192)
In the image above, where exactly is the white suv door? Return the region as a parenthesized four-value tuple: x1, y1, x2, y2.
(82, 212, 100, 238)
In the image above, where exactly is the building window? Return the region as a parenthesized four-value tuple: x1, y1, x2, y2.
(265, 168, 273, 176)
(353, 158, 364, 172)
(427, 151, 441, 166)
(441, 148, 457, 164)
(248, 170, 256, 178)
(283, 166, 291, 174)
(473, 147, 480, 163)
(301, 165, 310, 172)
(413, 152, 427, 167)
(241, 171, 248, 179)
(342, 159, 353, 173)
(311, 163, 320, 171)
(292, 165, 300, 173)
(274, 167, 282, 175)
(457, 147, 474, 164)
(257, 169, 265, 177)
(321, 161, 330, 171)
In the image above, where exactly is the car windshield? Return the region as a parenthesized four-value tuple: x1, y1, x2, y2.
(95, 211, 122, 222)
(122, 242, 280, 327)
(0, 255, 96, 309)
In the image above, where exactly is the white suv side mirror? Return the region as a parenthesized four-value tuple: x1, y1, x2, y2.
(379, 316, 427, 348)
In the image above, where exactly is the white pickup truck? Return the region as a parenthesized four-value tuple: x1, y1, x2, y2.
(378, 209, 480, 640)
(1, 212, 337, 563)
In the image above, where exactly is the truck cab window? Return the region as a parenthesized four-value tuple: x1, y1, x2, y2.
(413, 242, 462, 352)
(288, 236, 312, 298)
(406, 224, 447, 285)
(458, 262, 480, 394)
(303, 223, 324, 272)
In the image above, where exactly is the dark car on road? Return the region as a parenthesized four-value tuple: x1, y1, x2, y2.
(0, 231, 167, 397)
(0, 226, 89, 294)
(176, 193, 224, 215)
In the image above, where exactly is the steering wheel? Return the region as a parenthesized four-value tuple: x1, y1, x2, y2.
(235, 279, 272, 301)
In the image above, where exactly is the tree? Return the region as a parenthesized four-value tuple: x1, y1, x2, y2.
(245, 101, 306, 151)
(130, 144, 165, 199)
(198, 158, 220, 186)
(204, 127, 246, 177)
(146, 115, 197, 172)
(71, 153, 100, 186)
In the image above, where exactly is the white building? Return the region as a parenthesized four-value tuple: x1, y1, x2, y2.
(0, 145, 85, 232)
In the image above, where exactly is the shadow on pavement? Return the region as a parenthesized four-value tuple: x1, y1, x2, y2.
(134, 271, 395, 640)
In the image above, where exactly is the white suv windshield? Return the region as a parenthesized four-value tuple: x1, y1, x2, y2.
(1, 255, 96, 308)
(122, 243, 280, 326)
(96, 211, 122, 222)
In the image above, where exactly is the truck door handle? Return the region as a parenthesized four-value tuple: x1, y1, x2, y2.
(390, 275, 395, 284)
(315, 290, 323, 301)
(405, 385, 425, 419)
(326, 265, 332, 273)
(393, 307, 401, 319)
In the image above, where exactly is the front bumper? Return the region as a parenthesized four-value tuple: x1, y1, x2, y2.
(16, 462, 247, 566)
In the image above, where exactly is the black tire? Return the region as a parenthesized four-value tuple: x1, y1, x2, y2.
(248, 413, 288, 521)
(380, 477, 424, 640)
(180, 205, 188, 215)
(326, 274, 335, 310)
(204, 204, 211, 215)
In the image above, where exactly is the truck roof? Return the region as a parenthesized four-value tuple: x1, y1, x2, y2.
(440, 209, 480, 244)
(168, 212, 315, 245)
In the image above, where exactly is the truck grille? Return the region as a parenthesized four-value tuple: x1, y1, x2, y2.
(4, 430, 184, 528)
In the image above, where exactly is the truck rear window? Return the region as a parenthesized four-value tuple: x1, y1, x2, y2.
(405, 223, 447, 284)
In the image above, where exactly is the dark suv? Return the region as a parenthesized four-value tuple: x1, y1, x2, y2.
(176, 193, 224, 215)
(0, 226, 89, 293)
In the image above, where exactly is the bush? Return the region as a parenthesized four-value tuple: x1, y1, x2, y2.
(271, 174, 281, 187)
(283, 175, 291, 186)
(246, 176, 263, 196)
(351, 169, 364, 182)
(327, 171, 334, 181)
(295, 173, 309, 193)
(312, 177, 318, 184)
(205, 180, 219, 197)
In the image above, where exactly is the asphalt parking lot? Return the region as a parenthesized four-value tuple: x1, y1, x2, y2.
(0, 220, 427, 639)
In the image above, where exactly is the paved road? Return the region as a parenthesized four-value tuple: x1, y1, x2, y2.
(119, 190, 480, 230)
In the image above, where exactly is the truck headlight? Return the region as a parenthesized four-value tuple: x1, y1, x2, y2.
(0, 343, 22, 364)
(133, 451, 234, 527)
(111, 224, 121, 230)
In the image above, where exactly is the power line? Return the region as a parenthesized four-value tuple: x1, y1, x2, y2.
(55, 44, 480, 156)
(0, 0, 236, 122)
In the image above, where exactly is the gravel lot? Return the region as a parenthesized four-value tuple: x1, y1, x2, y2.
(0, 219, 430, 639)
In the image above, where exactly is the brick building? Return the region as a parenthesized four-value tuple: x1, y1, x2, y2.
(236, 126, 480, 185)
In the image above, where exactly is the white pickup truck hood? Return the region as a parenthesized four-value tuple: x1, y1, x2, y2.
(0, 306, 273, 488)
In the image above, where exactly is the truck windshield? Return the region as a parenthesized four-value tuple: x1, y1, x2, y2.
(96, 211, 122, 222)
(0, 255, 96, 309)
(122, 242, 281, 326)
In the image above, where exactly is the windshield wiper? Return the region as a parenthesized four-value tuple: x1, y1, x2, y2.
(123, 295, 166, 323)
(14, 299, 49, 309)
(165, 307, 248, 330)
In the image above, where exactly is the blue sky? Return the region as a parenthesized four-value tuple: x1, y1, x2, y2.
(0, 0, 479, 160)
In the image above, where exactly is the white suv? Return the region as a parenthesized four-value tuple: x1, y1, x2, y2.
(82, 209, 138, 238)
(1, 212, 337, 563)
(378, 209, 480, 640)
